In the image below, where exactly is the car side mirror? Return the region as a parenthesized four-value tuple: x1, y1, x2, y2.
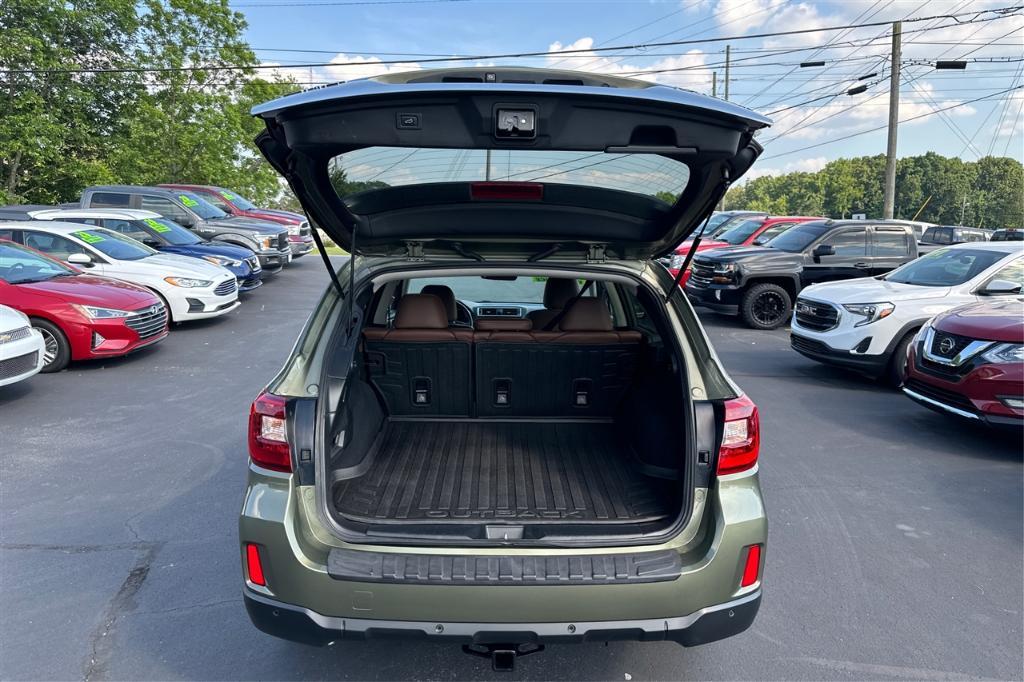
(982, 279, 1022, 295)
(176, 215, 195, 228)
(142, 238, 161, 248)
(67, 253, 93, 267)
(813, 244, 835, 258)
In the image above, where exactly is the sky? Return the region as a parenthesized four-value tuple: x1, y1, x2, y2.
(236, 0, 1024, 181)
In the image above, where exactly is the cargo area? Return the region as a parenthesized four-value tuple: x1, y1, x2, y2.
(320, 273, 693, 544)
(333, 420, 675, 526)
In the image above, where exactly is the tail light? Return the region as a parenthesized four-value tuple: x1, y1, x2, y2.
(718, 395, 760, 475)
(248, 391, 291, 472)
(470, 182, 544, 201)
(740, 544, 762, 587)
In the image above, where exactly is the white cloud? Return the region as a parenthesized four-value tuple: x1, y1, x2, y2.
(318, 54, 422, 84)
(545, 37, 712, 92)
(745, 155, 828, 179)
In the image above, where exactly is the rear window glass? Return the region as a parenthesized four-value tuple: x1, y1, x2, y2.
(409, 276, 556, 304)
(329, 148, 690, 204)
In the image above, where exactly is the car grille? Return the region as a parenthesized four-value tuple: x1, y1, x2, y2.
(689, 261, 714, 288)
(299, 221, 311, 237)
(125, 303, 168, 340)
(904, 377, 975, 413)
(794, 298, 840, 332)
(277, 233, 288, 250)
(928, 331, 973, 360)
(0, 326, 32, 344)
(0, 351, 38, 379)
(214, 279, 237, 296)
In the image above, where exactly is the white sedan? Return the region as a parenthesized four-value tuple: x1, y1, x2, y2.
(1, 221, 240, 323)
(0, 304, 45, 387)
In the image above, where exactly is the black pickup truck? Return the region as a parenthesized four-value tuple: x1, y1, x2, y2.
(684, 219, 919, 329)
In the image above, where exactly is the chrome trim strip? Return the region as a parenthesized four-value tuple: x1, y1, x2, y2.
(902, 387, 979, 420)
(244, 589, 762, 638)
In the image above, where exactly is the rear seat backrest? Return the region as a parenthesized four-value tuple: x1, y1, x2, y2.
(476, 298, 642, 417)
(362, 294, 472, 416)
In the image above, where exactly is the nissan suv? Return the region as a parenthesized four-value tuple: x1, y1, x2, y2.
(238, 67, 770, 669)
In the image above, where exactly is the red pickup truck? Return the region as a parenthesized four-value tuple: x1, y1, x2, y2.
(159, 184, 314, 258)
(666, 216, 821, 284)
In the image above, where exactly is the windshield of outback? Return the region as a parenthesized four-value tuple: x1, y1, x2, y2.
(884, 247, 1010, 286)
(329, 148, 690, 203)
(409, 276, 550, 303)
(765, 221, 831, 252)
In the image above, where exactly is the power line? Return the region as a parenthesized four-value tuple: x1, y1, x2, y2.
(4, 5, 1020, 75)
(760, 85, 1024, 160)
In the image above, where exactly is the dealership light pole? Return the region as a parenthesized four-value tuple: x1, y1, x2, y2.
(882, 21, 901, 220)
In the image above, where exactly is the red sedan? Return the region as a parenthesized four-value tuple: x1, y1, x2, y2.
(0, 240, 168, 372)
(904, 297, 1024, 429)
(159, 184, 314, 258)
(666, 216, 821, 284)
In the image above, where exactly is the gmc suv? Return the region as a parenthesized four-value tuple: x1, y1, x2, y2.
(79, 186, 293, 273)
(238, 67, 770, 669)
(685, 219, 918, 329)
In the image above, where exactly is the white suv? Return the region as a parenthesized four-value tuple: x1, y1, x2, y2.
(790, 242, 1024, 385)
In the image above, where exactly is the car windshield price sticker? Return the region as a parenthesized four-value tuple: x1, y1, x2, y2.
(143, 218, 170, 233)
(219, 191, 236, 200)
(179, 195, 199, 207)
(73, 231, 105, 244)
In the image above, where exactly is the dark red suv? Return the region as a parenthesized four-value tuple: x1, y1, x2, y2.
(159, 184, 314, 258)
(903, 297, 1024, 429)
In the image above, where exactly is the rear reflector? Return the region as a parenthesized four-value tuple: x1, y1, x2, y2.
(246, 543, 266, 586)
(248, 391, 292, 472)
(470, 182, 544, 201)
(741, 544, 761, 587)
(718, 395, 760, 475)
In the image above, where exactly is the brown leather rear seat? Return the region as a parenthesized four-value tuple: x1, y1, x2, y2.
(474, 298, 642, 417)
(362, 294, 472, 415)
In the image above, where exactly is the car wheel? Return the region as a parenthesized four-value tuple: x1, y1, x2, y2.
(883, 331, 915, 388)
(31, 318, 71, 373)
(741, 283, 792, 330)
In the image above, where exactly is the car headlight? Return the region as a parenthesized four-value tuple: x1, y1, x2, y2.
(252, 234, 276, 250)
(842, 302, 895, 327)
(202, 255, 242, 267)
(287, 225, 300, 236)
(713, 262, 736, 274)
(70, 304, 132, 319)
(164, 276, 213, 288)
(669, 254, 686, 269)
(981, 342, 1024, 364)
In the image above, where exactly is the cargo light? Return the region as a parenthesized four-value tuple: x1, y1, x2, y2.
(718, 395, 760, 475)
(248, 391, 291, 472)
(246, 543, 267, 586)
(741, 544, 762, 587)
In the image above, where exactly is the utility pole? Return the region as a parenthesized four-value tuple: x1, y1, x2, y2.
(723, 45, 731, 100)
(882, 21, 901, 219)
(712, 71, 717, 98)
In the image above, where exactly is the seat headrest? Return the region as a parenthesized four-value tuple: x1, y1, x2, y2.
(543, 278, 580, 309)
(559, 298, 613, 332)
(394, 294, 449, 329)
(419, 285, 457, 322)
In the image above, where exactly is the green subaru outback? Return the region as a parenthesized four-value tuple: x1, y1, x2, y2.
(239, 67, 769, 670)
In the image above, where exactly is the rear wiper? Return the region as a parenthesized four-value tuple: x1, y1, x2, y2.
(527, 244, 562, 262)
(450, 242, 484, 261)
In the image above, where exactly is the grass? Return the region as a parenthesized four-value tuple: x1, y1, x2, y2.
(318, 245, 349, 256)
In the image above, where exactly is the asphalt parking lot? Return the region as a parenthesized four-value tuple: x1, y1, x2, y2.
(2, 257, 1021, 681)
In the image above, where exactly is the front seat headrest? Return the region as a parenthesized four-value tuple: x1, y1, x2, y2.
(419, 285, 457, 322)
(394, 294, 449, 329)
(543, 278, 580, 310)
(559, 298, 613, 332)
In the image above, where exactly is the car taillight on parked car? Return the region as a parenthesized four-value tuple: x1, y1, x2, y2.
(718, 395, 760, 475)
(248, 391, 291, 472)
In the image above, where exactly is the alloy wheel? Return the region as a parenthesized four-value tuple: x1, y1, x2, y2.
(752, 291, 787, 327)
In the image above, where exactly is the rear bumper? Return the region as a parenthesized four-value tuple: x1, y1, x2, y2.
(243, 589, 761, 648)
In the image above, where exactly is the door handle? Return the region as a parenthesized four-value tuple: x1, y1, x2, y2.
(854, 262, 869, 269)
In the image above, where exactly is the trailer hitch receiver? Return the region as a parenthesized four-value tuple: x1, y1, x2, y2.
(462, 642, 545, 671)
